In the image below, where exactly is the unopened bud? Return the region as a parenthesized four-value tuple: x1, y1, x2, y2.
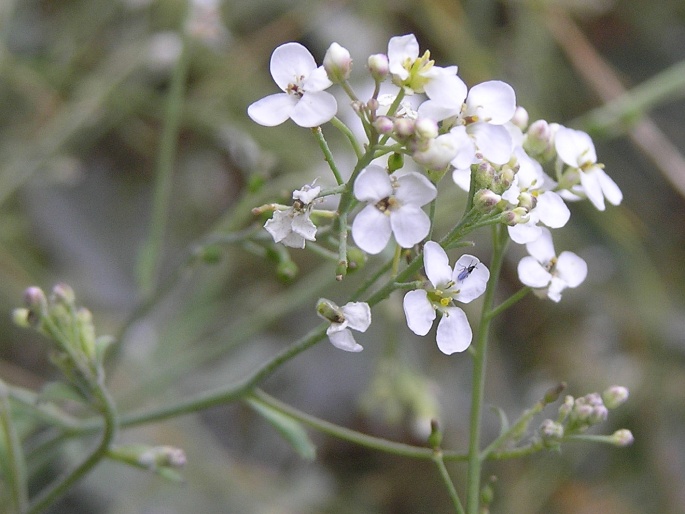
(518, 192, 537, 211)
(76, 307, 96, 360)
(539, 419, 564, 446)
(316, 298, 344, 324)
(324, 42, 352, 83)
(373, 116, 394, 135)
(524, 119, 552, 156)
(602, 385, 629, 409)
(394, 118, 415, 138)
(544, 382, 567, 404)
(414, 117, 438, 139)
(502, 207, 528, 226)
(473, 189, 502, 213)
(12, 308, 32, 328)
(511, 106, 529, 129)
(367, 53, 389, 81)
(276, 259, 299, 283)
(427, 419, 442, 449)
(140, 446, 187, 469)
(51, 283, 75, 306)
(346, 247, 367, 272)
(588, 405, 609, 425)
(611, 429, 634, 447)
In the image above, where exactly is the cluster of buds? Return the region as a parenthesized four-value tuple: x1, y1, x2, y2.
(539, 386, 632, 448)
(108, 444, 187, 482)
(13, 284, 113, 388)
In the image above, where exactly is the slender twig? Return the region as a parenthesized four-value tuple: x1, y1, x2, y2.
(0, 379, 29, 513)
(485, 286, 531, 321)
(465, 224, 509, 514)
(432, 451, 466, 514)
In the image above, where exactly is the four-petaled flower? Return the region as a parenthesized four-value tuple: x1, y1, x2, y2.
(554, 126, 623, 211)
(248, 42, 337, 128)
(517, 228, 587, 302)
(264, 184, 320, 248)
(403, 242, 490, 355)
(317, 298, 371, 352)
(352, 165, 437, 254)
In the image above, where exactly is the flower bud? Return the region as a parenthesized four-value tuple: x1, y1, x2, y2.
(394, 118, 415, 138)
(346, 247, 367, 272)
(602, 385, 629, 409)
(511, 106, 529, 129)
(524, 119, 552, 156)
(589, 404, 609, 425)
(368, 53, 389, 81)
(51, 283, 75, 306)
(543, 382, 567, 404)
(502, 207, 528, 226)
(140, 445, 187, 469)
(517, 191, 537, 211)
(324, 42, 352, 83)
(316, 298, 344, 324)
(427, 419, 442, 449)
(276, 259, 299, 283)
(414, 117, 438, 140)
(539, 419, 564, 446)
(12, 308, 32, 328)
(473, 189, 502, 213)
(76, 307, 96, 360)
(610, 429, 634, 447)
(373, 116, 394, 135)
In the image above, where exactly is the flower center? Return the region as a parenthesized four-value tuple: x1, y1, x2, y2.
(286, 77, 306, 98)
(375, 195, 400, 214)
(427, 282, 457, 309)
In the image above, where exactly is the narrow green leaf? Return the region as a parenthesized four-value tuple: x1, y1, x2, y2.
(246, 398, 316, 461)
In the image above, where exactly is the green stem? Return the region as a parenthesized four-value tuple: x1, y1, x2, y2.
(432, 451, 466, 514)
(312, 126, 344, 185)
(465, 224, 509, 514)
(137, 32, 192, 298)
(331, 116, 364, 159)
(485, 286, 531, 321)
(0, 380, 29, 513)
(27, 380, 117, 514)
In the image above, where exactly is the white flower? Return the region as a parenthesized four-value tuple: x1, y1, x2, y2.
(264, 184, 320, 248)
(352, 165, 437, 254)
(419, 80, 517, 166)
(247, 42, 337, 128)
(387, 34, 458, 95)
(554, 126, 622, 211)
(517, 228, 587, 302)
(403, 242, 489, 354)
(316, 299, 371, 352)
(505, 147, 571, 244)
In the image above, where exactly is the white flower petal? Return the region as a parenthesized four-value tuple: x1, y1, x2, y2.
(388, 34, 419, 80)
(403, 289, 436, 336)
(302, 66, 333, 92)
(280, 232, 307, 249)
(465, 80, 516, 124)
(270, 42, 317, 91)
(508, 222, 542, 245)
(390, 204, 431, 248)
(579, 168, 606, 210)
(554, 127, 596, 167)
(340, 302, 372, 332)
(289, 90, 337, 127)
(264, 210, 293, 242)
(536, 191, 570, 229)
(247, 93, 297, 127)
(469, 123, 513, 165)
(290, 212, 317, 241)
(525, 227, 556, 263)
(354, 165, 393, 203)
(351, 205, 392, 254)
(517, 256, 552, 287)
(293, 185, 321, 204)
(423, 72, 467, 108)
(452, 255, 489, 303)
(452, 167, 472, 192)
(395, 172, 437, 206)
(556, 251, 587, 288)
(596, 167, 623, 206)
(327, 328, 364, 352)
(436, 307, 472, 354)
(423, 241, 452, 288)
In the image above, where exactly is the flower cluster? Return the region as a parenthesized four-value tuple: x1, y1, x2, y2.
(248, 33, 622, 355)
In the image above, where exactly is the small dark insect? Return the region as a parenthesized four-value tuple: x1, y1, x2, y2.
(457, 259, 479, 282)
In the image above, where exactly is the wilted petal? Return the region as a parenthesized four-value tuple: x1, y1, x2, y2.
(264, 210, 294, 243)
(403, 289, 436, 336)
(436, 307, 472, 354)
(327, 327, 364, 352)
(351, 205, 392, 254)
(290, 212, 317, 241)
(247, 93, 297, 127)
(391, 204, 431, 248)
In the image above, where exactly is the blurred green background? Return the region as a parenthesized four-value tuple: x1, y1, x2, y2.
(1, 0, 684, 512)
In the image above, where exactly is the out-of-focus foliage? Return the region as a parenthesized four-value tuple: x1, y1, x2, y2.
(0, 0, 684, 513)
